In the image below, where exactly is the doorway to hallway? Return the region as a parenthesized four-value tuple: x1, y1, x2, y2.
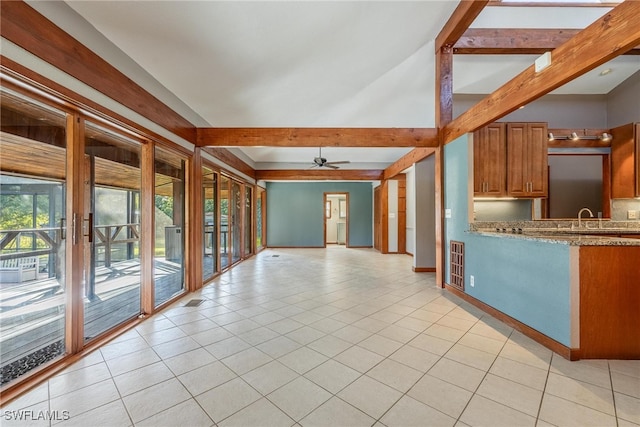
(324, 193, 348, 247)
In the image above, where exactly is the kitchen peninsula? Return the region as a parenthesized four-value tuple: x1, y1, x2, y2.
(465, 220, 640, 360)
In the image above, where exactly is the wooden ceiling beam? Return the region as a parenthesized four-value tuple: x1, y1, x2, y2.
(202, 147, 256, 179)
(454, 28, 640, 55)
(383, 148, 436, 180)
(255, 169, 384, 181)
(442, 0, 640, 145)
(197, 128, 438, 148)
(436, 0, 490, 50)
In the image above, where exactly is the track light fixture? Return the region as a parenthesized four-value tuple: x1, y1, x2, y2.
(547, 132, 613, 142)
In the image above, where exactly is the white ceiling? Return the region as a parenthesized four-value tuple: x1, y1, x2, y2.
(27, 1, 640, 171)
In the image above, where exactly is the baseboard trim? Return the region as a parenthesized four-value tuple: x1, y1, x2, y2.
(444, 283, 578, 360)
(412, 267, 436, 272)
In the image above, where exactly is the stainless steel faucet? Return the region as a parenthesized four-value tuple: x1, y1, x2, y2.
(577, 207, 594, 228)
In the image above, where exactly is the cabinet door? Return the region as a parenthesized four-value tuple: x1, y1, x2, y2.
(635, 123, 640, 197)
(474, 123, 506, 196)
(507, 123, 529, 196)
(527, 123, 548, 197)
(507, 123, 548, 197)
(611, 123, 636, 198)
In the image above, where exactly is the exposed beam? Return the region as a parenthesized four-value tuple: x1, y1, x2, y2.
(255, 169, 384, 181)
(490, 1, 622, 8)
(442, 0, 640, 145)
(436, 47, 454, 127)
(383, 148, 436, 180)
(0, 1, 196, 143)
(454, 28, 640, 55)
(197, 128, 438, 148)
(202, 147, 256, 180)
(435, 0, 490, 50)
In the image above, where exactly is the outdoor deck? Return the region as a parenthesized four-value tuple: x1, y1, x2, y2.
(0, 258, 183, 384)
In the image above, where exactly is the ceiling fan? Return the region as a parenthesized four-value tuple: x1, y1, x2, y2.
(311, 147, 350, 169)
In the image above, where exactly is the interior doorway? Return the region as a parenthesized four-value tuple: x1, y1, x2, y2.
(324, 193, 348, 247)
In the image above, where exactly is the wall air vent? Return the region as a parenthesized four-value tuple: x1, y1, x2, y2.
(450, 241, 465, 291)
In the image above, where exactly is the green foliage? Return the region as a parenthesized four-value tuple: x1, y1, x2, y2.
(220, 198, 229, 216)
(0, 194, 53, 229)
(0, 194, 57, 251)
(155, 195, 174, 219)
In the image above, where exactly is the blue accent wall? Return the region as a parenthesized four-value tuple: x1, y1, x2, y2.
(266, 182, 373, 247)
(444, 136, 572, 346)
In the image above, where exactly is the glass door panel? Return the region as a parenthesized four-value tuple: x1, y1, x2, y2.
(83, 121, 142, 341)
(154, 146, 186, 306)
(202, 167, 217, 280)
(256, 188, 265, 250)
(244, 186, 252, 257)
(231, 181, 242, 264)
(220, 176, 230, 270)
(0, 88, 67, 385)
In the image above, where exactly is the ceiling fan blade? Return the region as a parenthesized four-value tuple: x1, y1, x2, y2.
(325, 160, 350, 165)
(324, 164, 339, 169)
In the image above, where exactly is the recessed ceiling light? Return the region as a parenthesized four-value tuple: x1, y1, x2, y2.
(599, 68, 613, 76)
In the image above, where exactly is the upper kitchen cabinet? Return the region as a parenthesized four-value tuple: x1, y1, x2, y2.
(611, 123, 639, 198)
(507, 123, 548, 198)
(474, 123, 506, 197)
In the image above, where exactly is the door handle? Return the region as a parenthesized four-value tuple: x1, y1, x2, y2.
(84, 213, 94, 243)
(60, 217, 66, 240)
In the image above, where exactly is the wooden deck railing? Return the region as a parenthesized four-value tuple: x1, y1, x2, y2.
(0, 223, 140, 267)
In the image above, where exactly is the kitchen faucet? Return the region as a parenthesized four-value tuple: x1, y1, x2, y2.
(577, 207, 594, 228)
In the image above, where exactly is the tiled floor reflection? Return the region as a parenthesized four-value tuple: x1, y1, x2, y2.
(2, 248, 639, 426)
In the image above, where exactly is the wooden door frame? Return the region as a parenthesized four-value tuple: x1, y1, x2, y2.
(323, 192, 349, 248)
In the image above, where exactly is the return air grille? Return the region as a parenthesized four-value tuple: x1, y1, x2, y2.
(450, 241, 464, 291)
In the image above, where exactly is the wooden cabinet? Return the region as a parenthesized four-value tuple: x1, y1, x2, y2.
(473, 122, 548, 198)
(473, 123, 506, 196)
(507, 123, 548, 197)
(611, 123, 639, 198)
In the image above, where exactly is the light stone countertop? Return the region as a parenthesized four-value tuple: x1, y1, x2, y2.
(470, 220, 640, 246)
(470, 230, 640, 246)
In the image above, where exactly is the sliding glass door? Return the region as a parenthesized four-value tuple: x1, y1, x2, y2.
(83, 121, 142, 341)
(153, 146, 186, 307)
(231, 180, 242, 265)
(202, 166, 217, 281)
(0, 87, 68, 385)
(220, 175, 230, 270)
(244, 186, 253, 257)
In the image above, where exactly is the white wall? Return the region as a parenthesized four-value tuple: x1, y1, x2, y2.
(413, 156, 436, 269)
(405, 167, 416, 254)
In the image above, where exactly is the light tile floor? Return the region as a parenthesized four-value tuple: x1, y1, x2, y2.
(2, 248, 639, 427)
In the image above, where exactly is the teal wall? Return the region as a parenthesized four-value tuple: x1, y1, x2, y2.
(266, 182, 373, 247)
(444, 136, 572, 346)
